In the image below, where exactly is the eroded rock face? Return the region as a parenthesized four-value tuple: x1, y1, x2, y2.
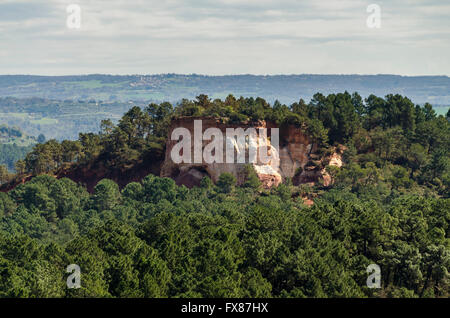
(161, 117, 342, 188)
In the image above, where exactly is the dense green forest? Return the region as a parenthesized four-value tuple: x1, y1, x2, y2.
(0, 92, 448, 298)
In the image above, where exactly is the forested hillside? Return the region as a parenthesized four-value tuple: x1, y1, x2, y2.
(0, 92, 448, 298)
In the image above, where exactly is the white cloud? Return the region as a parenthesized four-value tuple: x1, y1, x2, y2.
(0, 0, 449, 75)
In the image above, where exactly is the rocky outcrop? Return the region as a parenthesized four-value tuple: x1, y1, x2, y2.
(161, 117, 343, 188)
(1, 117, 343, 194)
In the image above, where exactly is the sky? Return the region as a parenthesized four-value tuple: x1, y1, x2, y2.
(0, 0, 449, 76)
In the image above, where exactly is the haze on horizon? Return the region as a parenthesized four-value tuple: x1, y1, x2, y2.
(1, 0, 449, 76)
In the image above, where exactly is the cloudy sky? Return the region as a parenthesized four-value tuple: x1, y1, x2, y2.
(0, 0, 449, 75)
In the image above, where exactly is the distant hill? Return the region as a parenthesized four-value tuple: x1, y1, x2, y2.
(1, 74, 450, 105)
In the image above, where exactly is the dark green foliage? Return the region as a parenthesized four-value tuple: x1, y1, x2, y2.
(0, 192, 16, 218)
(242, 165, 261, 190)
(217, 173, 237, 194)
(0, 171, 447, 298)
(92, 179, 121, 211)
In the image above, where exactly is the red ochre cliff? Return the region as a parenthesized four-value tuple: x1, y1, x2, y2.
(161, 117, 343, 189)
